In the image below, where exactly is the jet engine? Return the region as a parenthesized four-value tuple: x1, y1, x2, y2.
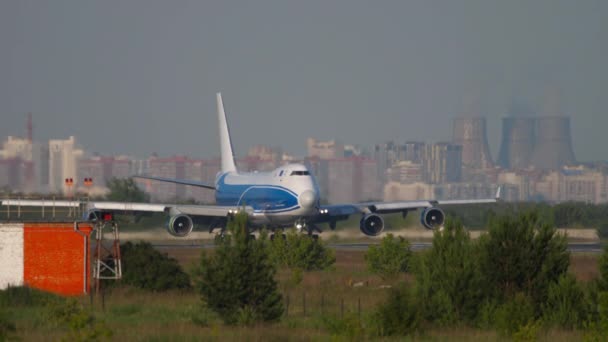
(167, 214, 194, 237)
(420, 207, 445, 230)
(360, 214, 384, 236)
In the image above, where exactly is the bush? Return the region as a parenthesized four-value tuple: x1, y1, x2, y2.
(0, 285, 62, 308)
(478, 211, 569, 310)
(370, 285, 420, 337)
(542, 273, 588, 329)
(48, 298, 112, 341)
(413, 218, 484, 324)
(320, 313, 365, 339)
(596, 220, 608, 240)
(195, 212, 283, 325)
(598, 245, 608, 292)
(494, 292, 536, 336)
(118, 241, 191, 291)
(364, 234, 412, 280)
(267, 229, 335, 272)
(0, 309, 16, 341)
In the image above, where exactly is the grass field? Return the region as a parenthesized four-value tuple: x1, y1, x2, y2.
(4, 249, 597, 341)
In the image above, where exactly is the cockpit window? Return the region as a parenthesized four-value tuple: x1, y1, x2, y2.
(290, 171, 310, 176)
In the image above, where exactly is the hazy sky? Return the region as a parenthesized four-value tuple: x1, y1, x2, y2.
(1, 1, 606, 161)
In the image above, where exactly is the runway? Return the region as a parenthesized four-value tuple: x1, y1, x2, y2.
(150, 242, 605, 254)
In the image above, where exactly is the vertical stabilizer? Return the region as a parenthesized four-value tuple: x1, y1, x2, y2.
(217, 93, 237, 173)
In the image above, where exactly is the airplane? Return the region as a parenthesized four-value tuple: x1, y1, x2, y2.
(2, 93, 500, 238)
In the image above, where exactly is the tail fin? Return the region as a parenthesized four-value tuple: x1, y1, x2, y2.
(217, 92, 237, 173)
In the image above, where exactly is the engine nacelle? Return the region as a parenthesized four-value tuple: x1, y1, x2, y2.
(420, 207, 445, 230)
(360, 214, 384, 236)
(167, 214, 194, 237)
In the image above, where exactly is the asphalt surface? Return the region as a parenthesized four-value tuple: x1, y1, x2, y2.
(149, 242, 604, 254)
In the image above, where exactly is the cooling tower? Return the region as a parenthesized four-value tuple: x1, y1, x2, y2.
(497, 117, 535, 170)
(530, 116, 575, 170)
(452, 117, 494, 169)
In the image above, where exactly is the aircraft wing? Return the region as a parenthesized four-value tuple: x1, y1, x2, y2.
(316, 187, 501, 221)
(1, 199, 250, 218)
(86, 201, 252, 217)
(133, 175, 216, 190)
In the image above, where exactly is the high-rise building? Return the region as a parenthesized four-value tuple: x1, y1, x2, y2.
(326, 157, 378, 204)
(422, 143, 462, 184)
(1, 136, 49, 192)
(0, 158, 24, 191)
(48, 136, 84, 194)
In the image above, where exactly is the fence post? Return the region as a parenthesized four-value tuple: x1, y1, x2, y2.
(341, 298, 344, 318)
(303, 292, 306, 316)
(101, 288, 106, 312)
(358, 297, 361, 320)
(321, 294, 325, 315)
(286, 294, 289, 317)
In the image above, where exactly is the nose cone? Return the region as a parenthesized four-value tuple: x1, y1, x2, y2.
(299, 190, 316, 209)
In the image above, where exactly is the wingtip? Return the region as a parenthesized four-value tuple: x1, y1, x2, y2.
(495, 186, 502, 200)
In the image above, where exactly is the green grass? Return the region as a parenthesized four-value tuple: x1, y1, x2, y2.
(2, 250, 597, 341)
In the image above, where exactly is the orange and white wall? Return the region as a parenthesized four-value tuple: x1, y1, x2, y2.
(0, 223, 92, 296)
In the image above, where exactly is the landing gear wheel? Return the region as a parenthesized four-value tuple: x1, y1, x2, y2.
(311, 234, 319, 241)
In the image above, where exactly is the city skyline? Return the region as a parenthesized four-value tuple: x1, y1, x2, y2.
(1, 1, 607, 161)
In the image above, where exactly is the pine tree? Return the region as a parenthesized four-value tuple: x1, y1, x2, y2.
(196, 212, 283, 324)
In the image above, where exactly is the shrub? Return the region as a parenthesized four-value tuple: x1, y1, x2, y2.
(478, 211, 569, 310)
(321, 313, 365, 339)
(364, 234, 412, 280)
(597, 220, 608, 240)
(542, 273, 588, 329)
(118, 241, 191, 291)
(268, 229, 335, 272)
(598, 244, 608, 292)
(413, 218, 484, 324)
(583, 291, 608, 342)
(195, 212, 283, 325)
(494, 292, 536, 336)
(0, 309, 16, 341)
(370, 284, 420, 337)
(0, 285, 62, 308)
(48, 298, 112, 341)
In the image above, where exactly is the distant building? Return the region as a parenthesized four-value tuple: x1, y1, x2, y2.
(247, 145, 282, 169)
(535, 167, 607, 203)
(48, 136, 84, 194)
(1, 136, 49, 192)
(307, 138, 344, 159)
(77, 155, 131, 188)
(386, 160, 422, 184)
(0, 158, 24, 191)
(383, 181, 496, 202)
(422, 143, 462, 184)
(326, 157, 377, 203)
(145, 155, 189, 200)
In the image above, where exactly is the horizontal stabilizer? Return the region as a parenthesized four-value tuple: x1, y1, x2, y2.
(133, 175, 215, 190)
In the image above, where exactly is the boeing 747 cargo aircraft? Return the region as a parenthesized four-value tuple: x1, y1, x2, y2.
(2, 93, 499, 237)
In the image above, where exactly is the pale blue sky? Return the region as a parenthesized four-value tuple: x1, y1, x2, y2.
(1, 1, 606, 161)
